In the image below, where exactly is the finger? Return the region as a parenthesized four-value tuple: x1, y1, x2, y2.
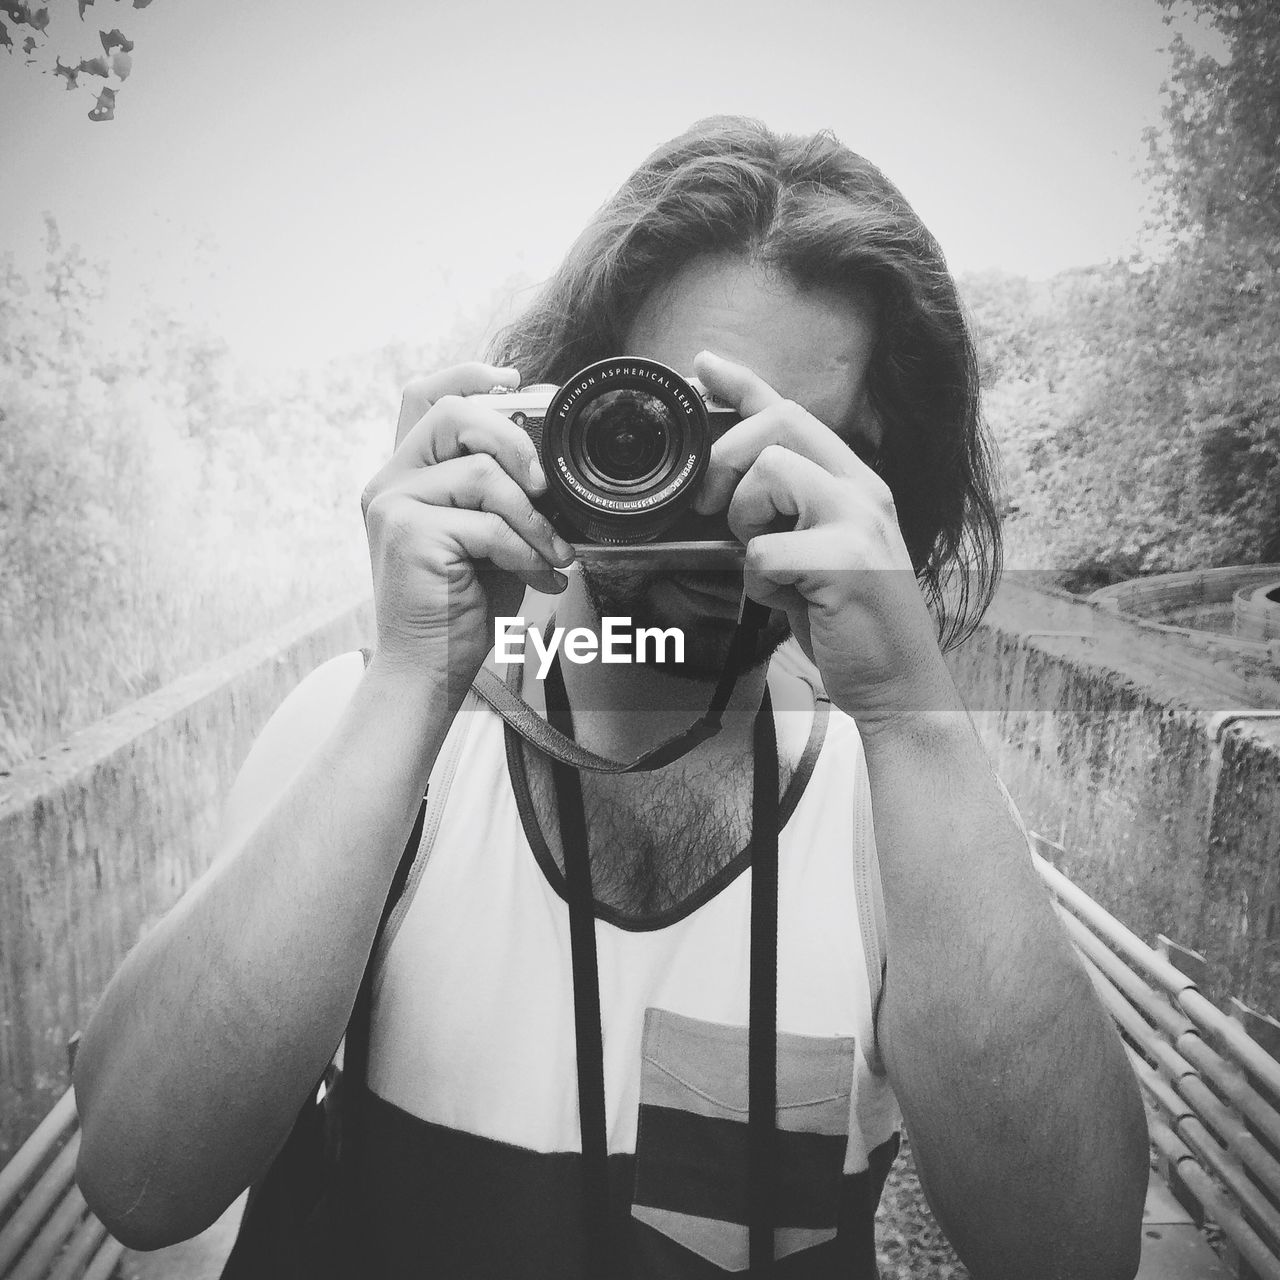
(740, 566, 807, 618)
(395, 363, 520, 449)
(391, 393, 547, 496)
(740, 529, 828, 659)
(381, 455, 574, 568)
(743, 527, 856, 593)
(694, 399, 868, 516)
(726, 445, 849, 545)
(741, 529, 878, 654)
(744, 526, 923, 622)
(692, 350, 784, 419)
(388, 503, 566, 595)
(448, 508, 569, 594)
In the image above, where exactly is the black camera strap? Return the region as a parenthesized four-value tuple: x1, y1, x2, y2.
(542, 656, 612, 1276)
(471, 596, 774, 773)
(747, 699, 780, 1280)
(542, 648, 780, 1278)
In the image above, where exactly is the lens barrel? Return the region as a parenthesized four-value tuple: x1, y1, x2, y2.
(539, 358, 712, 545)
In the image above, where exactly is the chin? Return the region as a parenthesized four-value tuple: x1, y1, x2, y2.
(582, 566, 790, 683)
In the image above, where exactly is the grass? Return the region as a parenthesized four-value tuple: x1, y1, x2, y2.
(876, 1135, 969, 1279)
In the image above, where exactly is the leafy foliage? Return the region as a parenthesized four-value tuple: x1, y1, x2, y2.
(967, 0, 1280, 587)
(0, 221, 414, 771)
(0, 210, 518, 771)
(1146, 0, 1280, 256)
(3, 0, 147, 120)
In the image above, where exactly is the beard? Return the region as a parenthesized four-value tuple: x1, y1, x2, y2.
(579, 565, 792, 682)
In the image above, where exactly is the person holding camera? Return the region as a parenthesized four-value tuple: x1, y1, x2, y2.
(73, 117, 1148, 1279)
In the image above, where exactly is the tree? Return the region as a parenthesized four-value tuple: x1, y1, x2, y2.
(2, 0, 154, 120)
(974, 0, 1280, 582)
(1141, 0, 1280, 560)
(1146, 0, 1280, 260)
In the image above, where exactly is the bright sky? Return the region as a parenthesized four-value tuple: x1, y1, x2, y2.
(2, 0, 1181, 372)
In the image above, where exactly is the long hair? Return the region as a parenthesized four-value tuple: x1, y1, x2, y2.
(489, 115, 1002, 649)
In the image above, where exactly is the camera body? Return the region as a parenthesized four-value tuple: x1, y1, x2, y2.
(474, 358, 740, 556)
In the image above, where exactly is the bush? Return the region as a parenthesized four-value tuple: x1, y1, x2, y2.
(964, 253, 1280, 581)
(0, 221, 409, 770)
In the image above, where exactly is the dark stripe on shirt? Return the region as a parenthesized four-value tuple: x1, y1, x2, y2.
(632, 1103, 848, 1227)
(348, 1086, 898, 1279)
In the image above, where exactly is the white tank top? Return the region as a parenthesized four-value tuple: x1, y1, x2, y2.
(361, 667, 898, 1274)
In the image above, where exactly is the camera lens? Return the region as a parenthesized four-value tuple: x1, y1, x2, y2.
(539, 358, 713, 545)
(578, 391, 674, 488)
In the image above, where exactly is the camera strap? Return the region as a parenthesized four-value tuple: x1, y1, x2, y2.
(542, 649, 780, 1279)
(471, 596, 774, 773)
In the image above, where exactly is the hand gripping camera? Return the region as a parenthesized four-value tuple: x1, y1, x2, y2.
(475, 358, 741, 561)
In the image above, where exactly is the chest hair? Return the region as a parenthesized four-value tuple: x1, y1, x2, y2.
(523, 745, 792, 917)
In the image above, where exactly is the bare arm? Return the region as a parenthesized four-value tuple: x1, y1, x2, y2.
(73, 361, 574, 1247)
(73, 653, 457, 1247)
(865, 702, 1147, 1280)
(695, 348, 1148, 1278)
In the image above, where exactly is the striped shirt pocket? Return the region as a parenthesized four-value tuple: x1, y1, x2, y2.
(630, 1008, 856, 1273)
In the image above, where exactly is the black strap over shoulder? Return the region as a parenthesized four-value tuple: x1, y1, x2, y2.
(348, 648, 430, 1085)
(334, 788, 429, 1272)
(344, 794, 429, 1088)
(544, 651, 781, 1278)
(336, 652, 433, 1261)
(543, 657, 613, 1277)
(748, 703, 780, 1277)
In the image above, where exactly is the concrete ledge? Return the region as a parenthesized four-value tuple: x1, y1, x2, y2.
(949, 580, 1280, 1014)
(0, 593, 373, 1161)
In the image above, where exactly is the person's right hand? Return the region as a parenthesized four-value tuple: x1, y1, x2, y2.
(360, 362, 576, 687)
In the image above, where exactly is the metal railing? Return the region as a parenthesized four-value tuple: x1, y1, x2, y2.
(0, 1039, 122, 1280)
(1035, 836, 1280, 1280)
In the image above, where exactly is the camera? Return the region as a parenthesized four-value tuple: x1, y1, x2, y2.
(475, 358, 740, 556)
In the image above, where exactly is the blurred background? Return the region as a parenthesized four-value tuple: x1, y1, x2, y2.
(2, 0, 1275, 769)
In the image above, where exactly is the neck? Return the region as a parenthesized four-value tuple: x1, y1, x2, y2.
(528, 572, 767, 764)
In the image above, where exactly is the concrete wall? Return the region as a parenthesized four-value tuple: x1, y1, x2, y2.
(0, 593, 372, 1162)
(947, 580, 1280, 1016)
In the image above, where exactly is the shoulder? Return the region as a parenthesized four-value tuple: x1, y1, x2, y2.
(219, 650, 369, 850)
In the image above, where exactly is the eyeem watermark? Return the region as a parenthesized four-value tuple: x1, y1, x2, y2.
(494, 617, 685, 679)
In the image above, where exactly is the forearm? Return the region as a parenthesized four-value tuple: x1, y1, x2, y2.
(74, 659, 457, 1247)
(864, 702, 1148, 1279)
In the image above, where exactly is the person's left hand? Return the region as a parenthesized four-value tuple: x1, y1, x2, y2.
(691, 350, 962, 732)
